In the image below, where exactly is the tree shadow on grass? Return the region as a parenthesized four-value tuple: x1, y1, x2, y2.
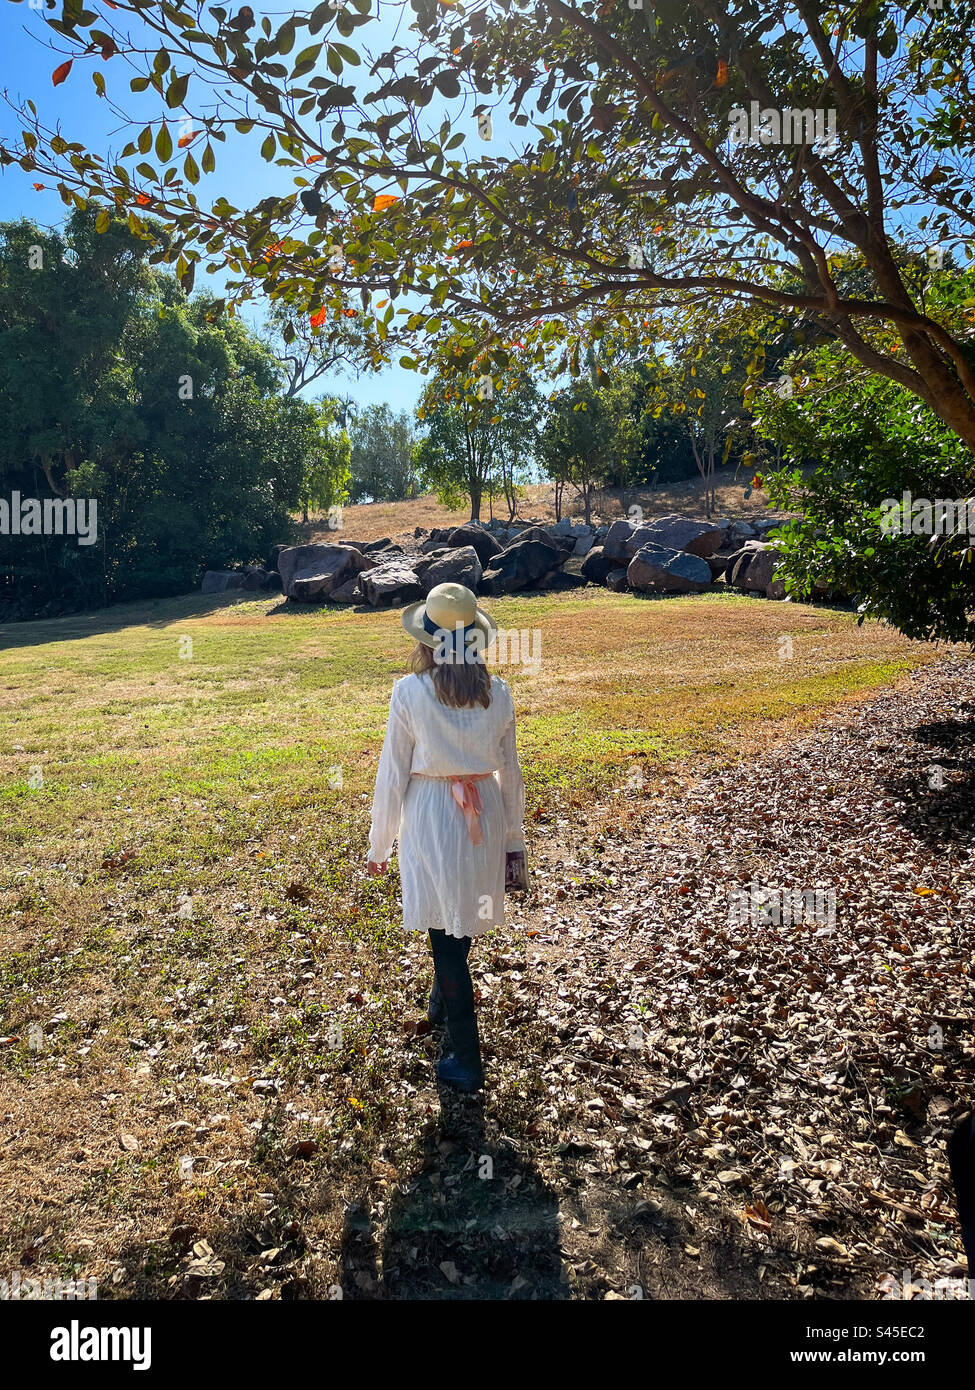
(882, 714, 975, 847)
(0, 589, 276, 651)
(264, 597, 372, 618)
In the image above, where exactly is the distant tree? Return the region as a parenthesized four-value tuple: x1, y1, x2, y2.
(539, 372, 644, 524)
(348, 403, 418, 503)
(268, 393, 350, 523)
(646, 311, 756, 518)
(263, 297, 366, 398)
(0, 209, 311, 615)
(414, 353, 540, 522)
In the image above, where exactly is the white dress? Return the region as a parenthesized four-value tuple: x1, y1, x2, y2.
(368, 671, 526, 938)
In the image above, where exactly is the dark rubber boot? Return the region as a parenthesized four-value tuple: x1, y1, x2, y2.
(428, 975, 446, 1028)
(437, 1011, 484, 1093)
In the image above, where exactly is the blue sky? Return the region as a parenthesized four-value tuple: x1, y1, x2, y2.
(0, 1, 457, 415)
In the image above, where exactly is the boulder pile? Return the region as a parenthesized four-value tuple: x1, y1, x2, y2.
(202, 513, 797, 608)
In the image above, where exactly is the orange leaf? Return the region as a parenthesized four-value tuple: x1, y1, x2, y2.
(177, 130, 202, 148)
(341, 308, 357, 317)
(52, 60, 73, 87)
(372, 194, 399, 212)
(309, 308, 328, 328)
(306, 154, 323, 164)
(136, 193, 151, 207)
(715, 59, 728, 87)
(32, 182, 45, 190)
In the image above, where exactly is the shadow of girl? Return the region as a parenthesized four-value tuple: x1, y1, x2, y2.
(339, 1099, 568, 1300)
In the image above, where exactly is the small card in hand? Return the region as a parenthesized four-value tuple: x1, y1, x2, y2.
(505, 849, 529, 893)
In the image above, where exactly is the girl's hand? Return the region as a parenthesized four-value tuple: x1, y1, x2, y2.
(367, 859, 388, 876)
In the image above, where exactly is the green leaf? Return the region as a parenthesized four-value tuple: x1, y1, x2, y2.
(277, 19, 296, 54)
(166, 72, 189, 108)
(877, 23, 898, 59)
(434, 70, 460, 99)
(261, 133, 276, 161)
(183, 151, 200, 184)
(95, 208, 110, 233)
(137, 126, 152, 154)
(292, 44, 322, 76)
(156, 124, 173, 162)
(308, 2, 332, 34)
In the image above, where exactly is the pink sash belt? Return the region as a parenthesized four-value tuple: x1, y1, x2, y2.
(414, 771, 494, 845)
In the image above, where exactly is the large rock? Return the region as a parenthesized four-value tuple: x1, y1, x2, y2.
(580, 545, 619, 585)
(359, 559, 423, 607)
(446, 524, 502, 566)
(605, 567, 630, 593)
(573, 532, 595, 557)
(360, 536, 394, 552)
(510, 525, 575, 557)
(604, 515, 728, 563)
(480, 539, 561, 595)
(242, 566, 271, 592)
(364, 544, 406, 562)
(706, 552, 738, 580)
(602, 519, 637, 562)
(633, 515, 726, 558)
(277, 543, 370, 601)
(627, 543, 713, 594)
(329, 575, 363, 604)
(201, 570, 246, 594)
(419, 545, 483, 595)
(734, 544, 779, 593)
(727, 542, 768, 590)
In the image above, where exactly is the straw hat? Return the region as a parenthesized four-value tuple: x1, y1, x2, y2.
(401, 582, 497, 652)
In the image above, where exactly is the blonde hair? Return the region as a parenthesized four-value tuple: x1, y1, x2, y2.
(409, 640, 492, 709)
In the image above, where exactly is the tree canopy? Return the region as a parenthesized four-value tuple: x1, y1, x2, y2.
(5, 0, 975, 449)
(0, 209, 344, 615)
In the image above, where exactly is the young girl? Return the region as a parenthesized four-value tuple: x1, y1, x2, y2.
(367, 581, 526, 1092)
